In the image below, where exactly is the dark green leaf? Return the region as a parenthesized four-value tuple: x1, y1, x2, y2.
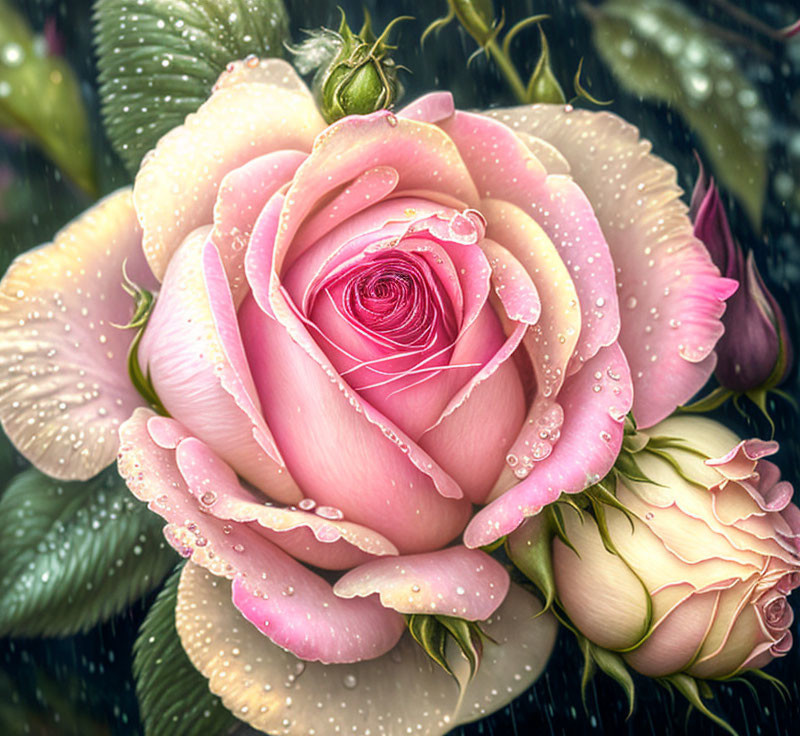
(0, 467, 177, 637)
(134, 564, 239, 736)
(587, 0, 768, 228)
(94, 0, 290, 174)
(0, 1, 96, 194)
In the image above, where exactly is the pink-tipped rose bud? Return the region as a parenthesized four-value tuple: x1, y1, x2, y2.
(691, 162, 792, 393)
(547, 416, 800, 679)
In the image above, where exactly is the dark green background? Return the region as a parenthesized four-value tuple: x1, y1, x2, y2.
(1, 1, 799, 734)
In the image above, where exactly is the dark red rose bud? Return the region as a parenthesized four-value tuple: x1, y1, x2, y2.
(691, 162, 792, 393)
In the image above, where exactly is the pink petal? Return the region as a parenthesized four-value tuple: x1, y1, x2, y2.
(706, 438, 779, 480)
(334, 547, 510, 620)
(118, 407, 404, 664)
(230, 575, 404, 665)
(138, 233, 301, 504)
(438, 111, 620, 369)
(486, 105, 737, 427)
(177, 565, 557, 735)
(288, 166, 401, 260)
(243, 191, 470, 505)
(464, 342, 633, 548)
(398, 91, 456, 124)
(270, 109, 480, 277)
(239, 292, 472, 553)
(175, 434, 399, 570)
(419, 318, 525, 503)
(134, 59, 324, 281)
(0, 188, 155, 479)
(211, 150, 308, 306)
(624, 589, 720, 677)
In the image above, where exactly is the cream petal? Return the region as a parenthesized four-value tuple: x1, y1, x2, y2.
(134, 59, 324, 280)
(0, 188, 154, 479)
(176, 564, 557, 736)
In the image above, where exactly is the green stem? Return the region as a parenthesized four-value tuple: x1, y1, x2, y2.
(485, 38, 529, 103)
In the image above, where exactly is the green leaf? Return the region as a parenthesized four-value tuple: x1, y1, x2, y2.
(134, 564, 239, 736)
(0, 1, 96, 195)
(94, 0, 290, 175)
(586, 0, 768, 228)
(0, 467, 177, 637)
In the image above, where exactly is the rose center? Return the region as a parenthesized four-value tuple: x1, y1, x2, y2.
(326, 251, 453, 349)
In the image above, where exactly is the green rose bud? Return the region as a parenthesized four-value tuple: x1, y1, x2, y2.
(293, 11, 408, 124)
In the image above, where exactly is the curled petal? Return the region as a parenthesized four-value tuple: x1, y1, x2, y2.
(118, 408, 403, 664)
(177, 564, 557, 735)
(139, 234, 300, 503)
(398, 91, 456, 124)
(134, 59, 324, 280)
(706, 438, 780, 481)
(175, 434, 399, 569)
(0, 188, 155, 479)
(486, 105, 736, 427)
(464, 342, 633, 548)
(211, 149, 308, 306)
(334, 547, 510, 620)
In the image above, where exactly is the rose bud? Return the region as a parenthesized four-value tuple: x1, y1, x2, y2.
(691, 162, 793, 394)
(301, 11, 407, 123)
(512, 416, 800, 680)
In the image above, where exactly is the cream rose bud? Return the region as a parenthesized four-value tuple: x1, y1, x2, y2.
(551, 416, 800, 680)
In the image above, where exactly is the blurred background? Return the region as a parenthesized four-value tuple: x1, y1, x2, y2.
(0, 0, 798, 734)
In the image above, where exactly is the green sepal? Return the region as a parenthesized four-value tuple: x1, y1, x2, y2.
(678, 385, 735, 414)
(501, 14, 549, 57)
(572, 57, 612, 106)
(405, 613, 490, 683)
(505, 513, 557, 614)
(730, 668, 790, 702)
(479, 535, 506, 553)
(134, 564, 238, 736)
(548, 503, 580, 557)
(660, 673, 739, 736)
(114, 266, 168, 416)
(577, 634, 635, 718)
(583, 478, 637, 533)
(422, 0, 499, 49)
(526, 25, 566, 103)
(614, 450, 661, 486)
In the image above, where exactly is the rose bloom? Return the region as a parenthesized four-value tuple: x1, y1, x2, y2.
(536, 416, 800, 679)
(0, 60, 736, 732)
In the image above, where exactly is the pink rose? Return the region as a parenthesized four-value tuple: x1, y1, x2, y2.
(0, 60, 735, 733)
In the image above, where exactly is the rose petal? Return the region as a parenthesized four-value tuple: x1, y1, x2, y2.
(438, 111, 620, 369)
(134, 59, 324, 280)
(624, 588, 720, 677)
(270, 109, 480, 278)
(230, 574, 405, 665)
(479, 199, 581, 474)
(118, 408, 403, 663)
(706, 438, 779, 480)
(175, 434, 399, 570)
(138, 234, 301, 503)
(334, 547, 509, 620)
(211, 149, 308, 306)
(398, 91, 456, 124)
(0, 188, 154, 479)
(482, 238, 541, 325)
(464, 342, 633, 548)
(486, 105, 737, 427)
(177, 564, 557, 735)
(239, 292, 472, 554)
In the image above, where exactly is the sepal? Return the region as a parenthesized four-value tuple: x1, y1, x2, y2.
(405, 613, 492, 683)
(577, 633, 635, 718)
(659, 673, 738, 736)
